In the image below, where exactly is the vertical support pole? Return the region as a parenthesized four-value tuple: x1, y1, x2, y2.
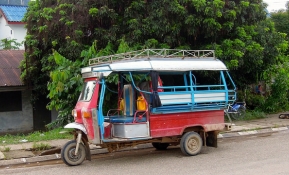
(75, 131, 82, 155)
(220, 71, 228, 105)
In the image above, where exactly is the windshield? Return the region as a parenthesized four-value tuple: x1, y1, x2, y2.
(78, 81, 96, 101)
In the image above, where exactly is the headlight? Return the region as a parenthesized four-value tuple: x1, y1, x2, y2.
(72, 109, 77, 119)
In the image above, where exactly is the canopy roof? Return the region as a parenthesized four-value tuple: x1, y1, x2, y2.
(82, 49, 228, 77)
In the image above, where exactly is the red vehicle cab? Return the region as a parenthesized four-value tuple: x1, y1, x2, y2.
(61, 49, 236, 166)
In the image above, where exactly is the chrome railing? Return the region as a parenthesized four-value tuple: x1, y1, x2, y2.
(89, 49, 215, 65)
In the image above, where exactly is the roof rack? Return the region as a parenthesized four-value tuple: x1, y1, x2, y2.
(89, 49, 215, 65)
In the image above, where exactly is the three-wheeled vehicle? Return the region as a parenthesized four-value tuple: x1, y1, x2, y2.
(61, 49, 236, 166)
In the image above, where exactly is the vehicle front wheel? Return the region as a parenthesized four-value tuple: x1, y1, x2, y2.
(61, 140, 86, 166)
(152, 142, 170, 150)
(180, 132, 202, 156)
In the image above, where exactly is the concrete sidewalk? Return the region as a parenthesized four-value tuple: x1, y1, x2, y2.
(1, 112, 289, 167)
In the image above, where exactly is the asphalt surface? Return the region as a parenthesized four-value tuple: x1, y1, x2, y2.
(1, 112, 289, 167)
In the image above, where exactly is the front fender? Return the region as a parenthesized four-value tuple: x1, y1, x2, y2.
(64, 122, 87, 135)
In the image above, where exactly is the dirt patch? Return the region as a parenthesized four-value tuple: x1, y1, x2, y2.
(2, 147, 61, 160)
(38, 147, 61, 156)
(3, 150, 35, 160)
(25, 146, 60, 156)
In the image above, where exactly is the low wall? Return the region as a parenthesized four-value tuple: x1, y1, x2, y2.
(0, 90, 33, 135)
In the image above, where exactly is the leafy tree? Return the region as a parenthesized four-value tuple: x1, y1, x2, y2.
(260, 4, 289, 113)
(21, 0, 289, 126)
(270, 3, 289, 37)
(46, 42, 97, 128)
(261, 61, 289, 113)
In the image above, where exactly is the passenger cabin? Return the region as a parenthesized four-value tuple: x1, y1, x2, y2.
(80, 49, 236, 140)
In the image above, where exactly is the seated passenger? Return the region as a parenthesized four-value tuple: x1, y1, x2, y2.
(255, 84, 265, 95)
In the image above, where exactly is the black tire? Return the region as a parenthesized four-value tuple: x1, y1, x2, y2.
(61, 140, 86, 166)
(230, 112, 238, 120)
(238, 106, 246, 119)
(230, 106, 246, 120)
(152, 142, 170, 150)
(180, 132, 202, 156)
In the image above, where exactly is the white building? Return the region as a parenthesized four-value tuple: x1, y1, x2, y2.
(0, 5, 27, 49)
(0, 1, 58, 134)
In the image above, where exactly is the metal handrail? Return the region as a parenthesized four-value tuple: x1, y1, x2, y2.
(89, 49, 215, 65)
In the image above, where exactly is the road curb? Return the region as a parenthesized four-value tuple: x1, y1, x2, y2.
(0, 154, 62, 167)
(218, 126, 289, 138)
(1, 126, 288, 167)
(0, 151, 4, 160)
(0, 143, 153, 167)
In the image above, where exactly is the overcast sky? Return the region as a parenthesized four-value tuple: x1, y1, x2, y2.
(263, 0, 288, 12)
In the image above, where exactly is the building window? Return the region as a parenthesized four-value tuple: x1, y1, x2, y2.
(0, 91, 22, 112)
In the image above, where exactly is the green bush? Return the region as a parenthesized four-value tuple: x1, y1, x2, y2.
(243, 92, 265, 110)
(243, 110, 267, 120)
(236, 90, 245, 102)
(261, 64, 289, 113)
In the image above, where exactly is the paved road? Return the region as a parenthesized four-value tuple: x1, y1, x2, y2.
(2, 131, 289, 175)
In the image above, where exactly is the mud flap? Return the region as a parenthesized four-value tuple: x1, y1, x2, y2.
(206, 131, 218, 148)
(83, 140, 91, 161)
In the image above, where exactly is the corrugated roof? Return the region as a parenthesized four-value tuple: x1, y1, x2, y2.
(0, 5, 27, 22)
(0, 50, 25, 86)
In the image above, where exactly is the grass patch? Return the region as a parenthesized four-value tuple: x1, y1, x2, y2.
(243, 110, 267, 120)
(225, 110, 267, 122)
(0, 128, 72, 145)
(272, 124, 280, 128)
(1, 146, 11, 152)
(32, 142, 51, 151)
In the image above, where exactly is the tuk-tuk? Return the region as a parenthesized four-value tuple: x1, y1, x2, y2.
(61, 49, 236, 166)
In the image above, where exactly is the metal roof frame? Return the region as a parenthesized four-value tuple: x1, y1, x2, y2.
(82, 49, 227, 77)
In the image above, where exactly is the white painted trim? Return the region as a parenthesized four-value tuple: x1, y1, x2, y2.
(64, 122, 87, 134)
(158, 92, 226, 105)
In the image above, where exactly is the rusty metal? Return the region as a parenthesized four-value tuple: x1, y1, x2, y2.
(103, 139, 161, 153)
(0, 50, 25, 87)
(203, 123, 225, 132)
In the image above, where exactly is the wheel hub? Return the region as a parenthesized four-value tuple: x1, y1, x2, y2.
(188, 138, 199, 151)
(68, 148, 81, 161)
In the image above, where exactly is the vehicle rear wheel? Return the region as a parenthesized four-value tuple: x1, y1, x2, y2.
(152, 142, 170, 150)
(61, 140, 86, 166)
(180, 132, 202, 156)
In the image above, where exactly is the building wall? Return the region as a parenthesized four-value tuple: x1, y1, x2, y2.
(0, 16, 26, 49)
(51, 109, 58, 121)
(0, 90, 33, 135)
(0, 14, 10, 40)
(9, 24, 26, 49)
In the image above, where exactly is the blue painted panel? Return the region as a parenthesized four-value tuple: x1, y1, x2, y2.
(110, 116, 147, 123)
